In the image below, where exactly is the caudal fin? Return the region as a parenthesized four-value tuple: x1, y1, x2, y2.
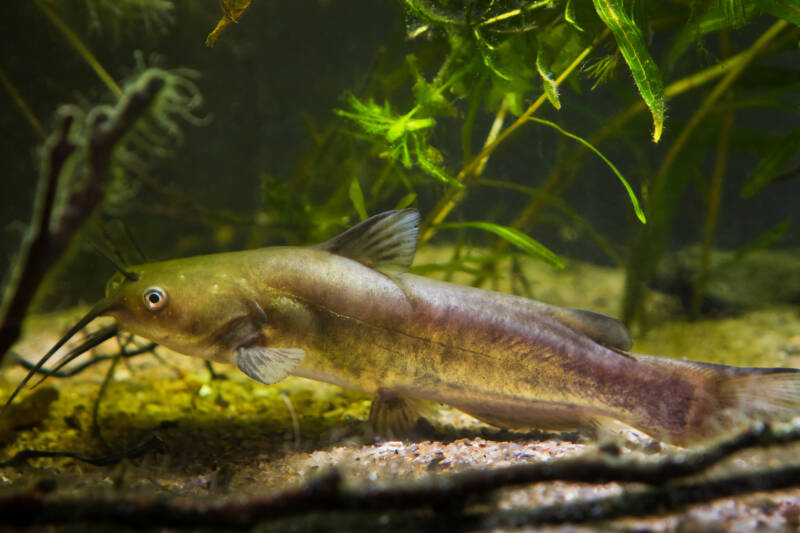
(631, 355, 800, 446)
(714, 368, 800, 425)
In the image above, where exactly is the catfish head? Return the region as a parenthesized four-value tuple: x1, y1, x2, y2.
(2, 209, 420, 414)
(2, 251, 305, 415)
(102, 256, 265, 360)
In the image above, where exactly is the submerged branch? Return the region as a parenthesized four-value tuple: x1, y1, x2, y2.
(0, 435, 164, 468)
(1, 422, 799, 529)
(0, 72, 182, 364)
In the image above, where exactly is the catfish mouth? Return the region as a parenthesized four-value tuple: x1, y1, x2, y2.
(1, 297, 121, 415)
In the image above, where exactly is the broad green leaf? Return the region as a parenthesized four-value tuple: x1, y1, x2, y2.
(348, 178, 368, 221)
(536, 47, 561, 110)
(437, 221, 564, 269)
(474, 29, 513, 81)
(741, 123, 800, 197)
(537, 21, 589, 79)
(593, 0, 665, 142)
(528, 116, 646, 223)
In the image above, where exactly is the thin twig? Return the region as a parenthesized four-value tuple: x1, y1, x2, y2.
(0, 67, 45, 139)
(12, 341, 157, 378)
(0, 435, 164, 468)
(0, 73, 174, 365)
(92, 357, 119, 452)
(1, 422, 798, 529)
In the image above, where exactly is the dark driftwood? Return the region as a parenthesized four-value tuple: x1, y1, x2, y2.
(0, 436, 164, 468)
(0, 75, 167, 364)
(0, 422, 798, 530)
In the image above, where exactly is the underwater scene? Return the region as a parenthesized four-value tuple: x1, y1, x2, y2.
(1, 1, 800, 531)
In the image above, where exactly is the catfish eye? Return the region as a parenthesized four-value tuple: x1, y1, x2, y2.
(143, 287, 167, 311)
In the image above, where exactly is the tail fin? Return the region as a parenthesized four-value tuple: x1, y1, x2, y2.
(633, 355, 800, 446)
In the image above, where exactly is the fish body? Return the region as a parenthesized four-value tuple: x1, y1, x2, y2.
(6, 210, 800, 445)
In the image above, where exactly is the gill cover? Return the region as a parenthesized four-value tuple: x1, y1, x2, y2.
(234, 210, 420, 384)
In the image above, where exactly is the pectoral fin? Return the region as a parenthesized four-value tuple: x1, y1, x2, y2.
(235, 346, 305, 385)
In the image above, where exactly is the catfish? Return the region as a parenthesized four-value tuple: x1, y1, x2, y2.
(4, 210, 799, 446)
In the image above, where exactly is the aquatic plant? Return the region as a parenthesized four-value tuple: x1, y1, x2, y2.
(1, 4, 800, 528)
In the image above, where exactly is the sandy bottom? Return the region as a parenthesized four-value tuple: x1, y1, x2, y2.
(2, 251, 800, 531)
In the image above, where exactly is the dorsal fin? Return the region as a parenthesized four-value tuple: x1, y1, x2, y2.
(549, 307, 633, 351)
(316, 209, 419, 274)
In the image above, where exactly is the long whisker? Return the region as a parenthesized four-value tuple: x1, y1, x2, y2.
(122, 222, 148, 263)
(93, 244, 139, 282)
(1, 298, 115, 416)
(29, 323, 119, 389)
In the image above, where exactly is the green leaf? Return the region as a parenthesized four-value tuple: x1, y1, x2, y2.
(536, 47, 561, 110)
(583, 54, 619, 90)
(528, 116, 646, 224)
(565, 0, 585, 31)
(408, 54, 457, 116)
(741, 123, 800, 197)
(437, 221, 564, 269)
(592, 0, 665, 142)
(348, 178, 368, 221)
(539, 21, 589, 76)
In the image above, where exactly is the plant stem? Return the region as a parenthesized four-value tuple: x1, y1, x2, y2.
(653, 20, 788, 199)
(691, 31, 734, 318)
(468, 23, 794, 290)
(35, 0, 122, 98)
(419, 31, 607, 245)
(511, 33, 793, 238)
(0, 68, 45, 139)
(621, 19, 788, 326)
(475, 94, 508, 175)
